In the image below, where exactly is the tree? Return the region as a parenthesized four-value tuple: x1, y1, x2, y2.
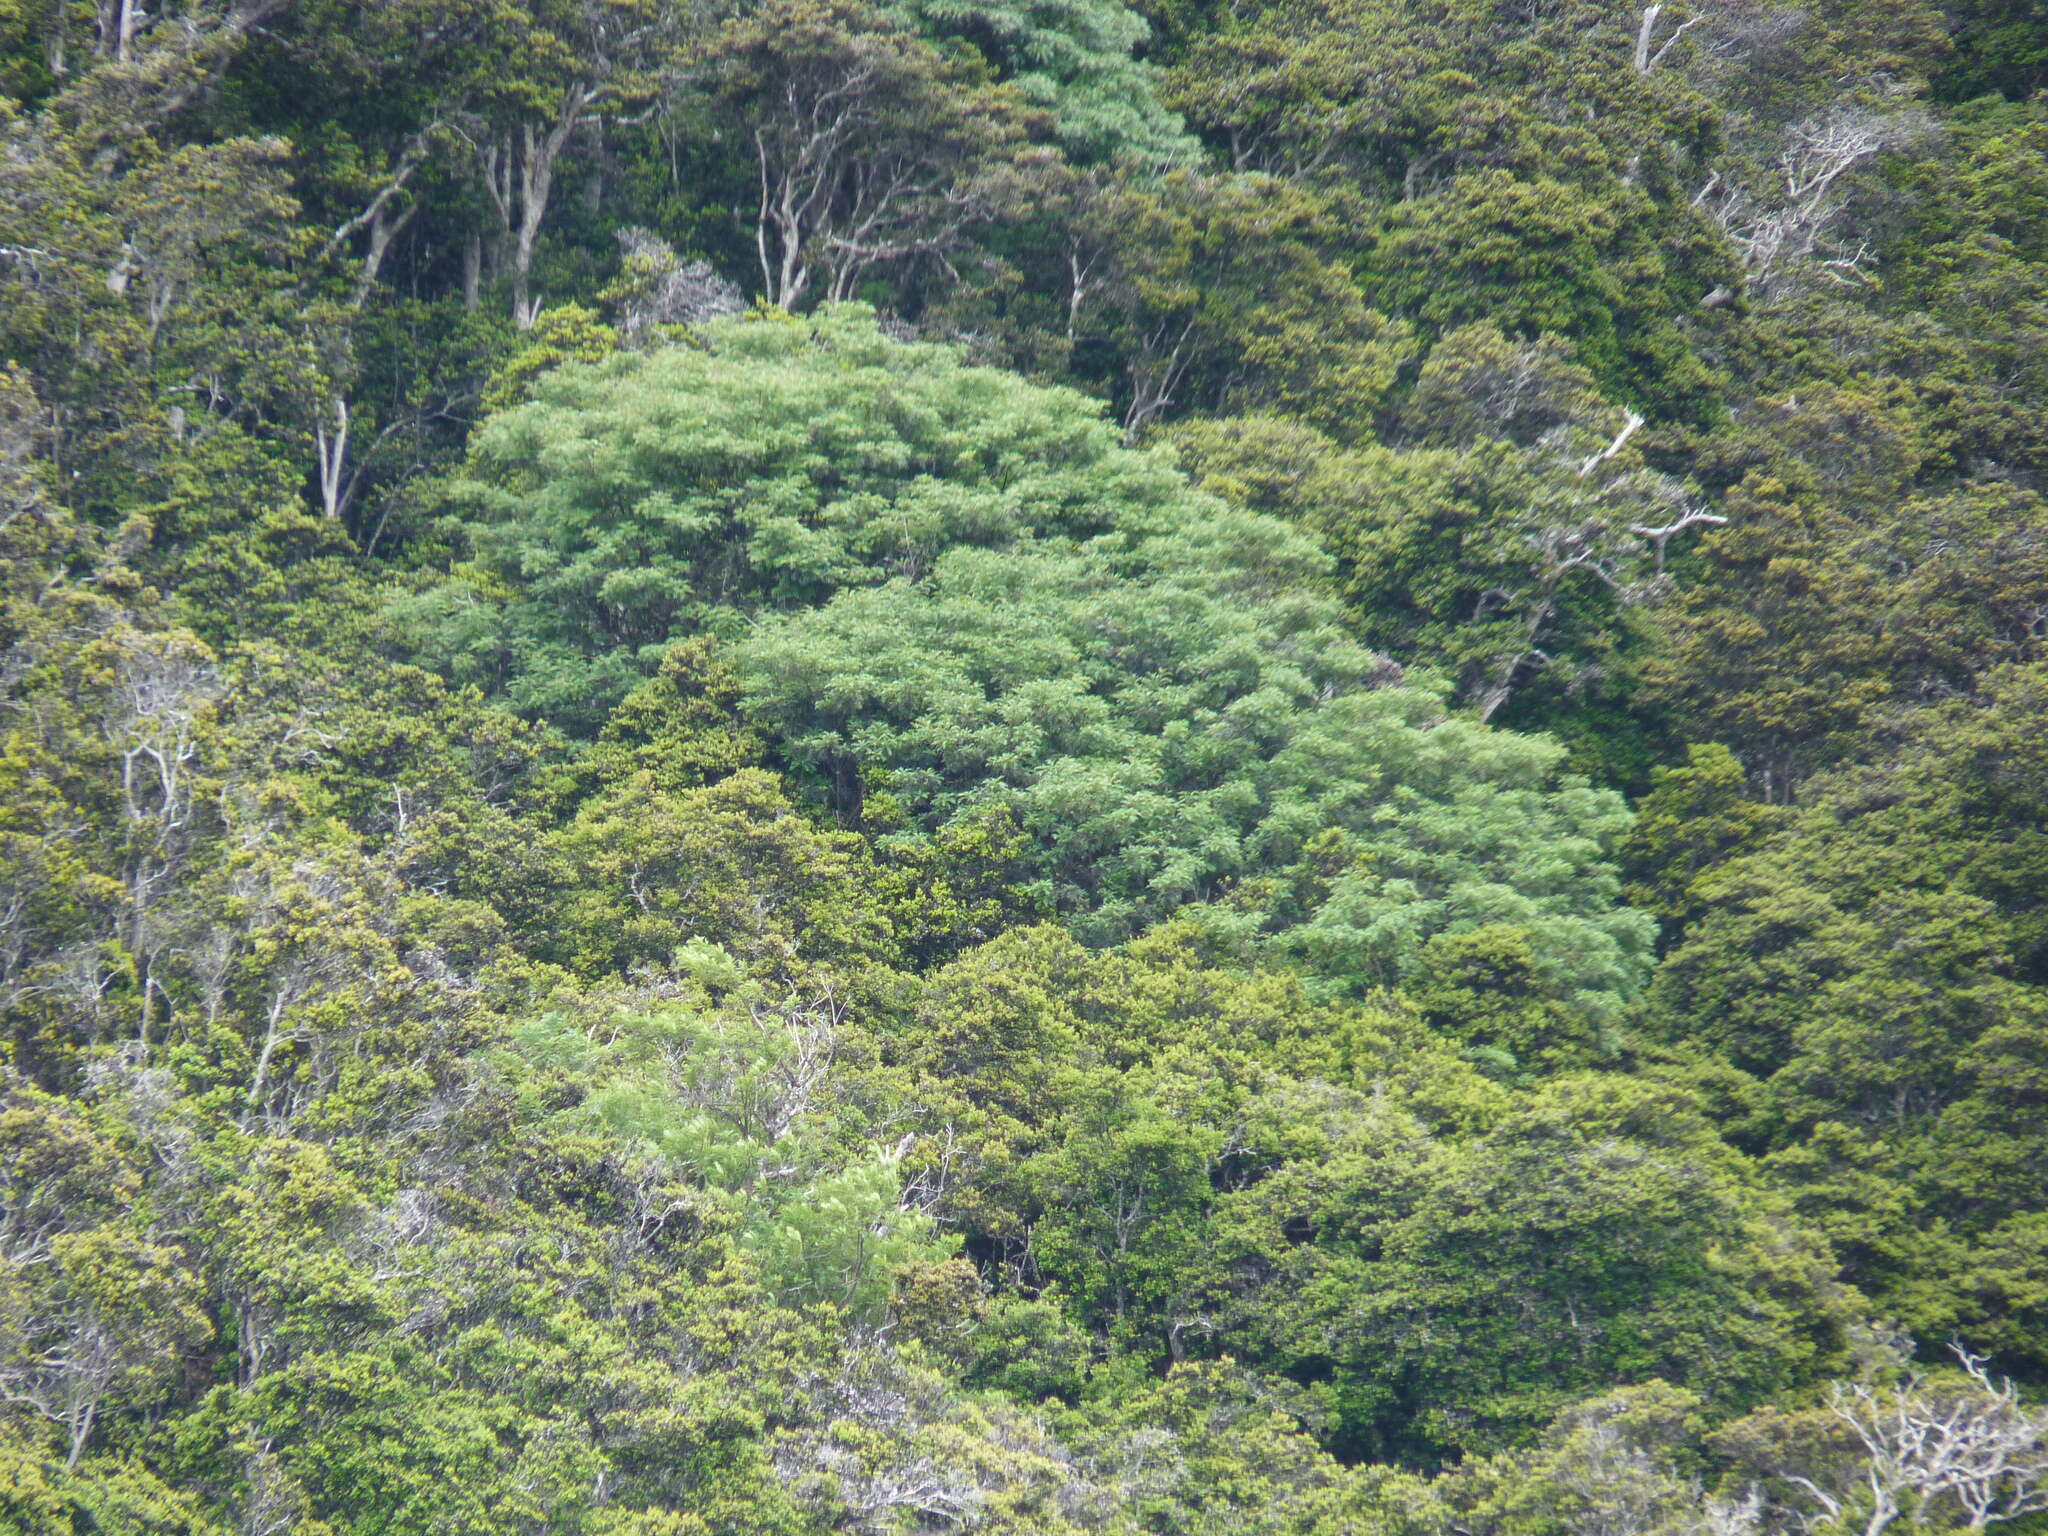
(698, 0, 1042, 311)
(1077, 1362, 1360, 1535)
(737, 513, 1652, 996)
(404, 303, 1211, 731)
(1362, 170, 1730, 417)
(450, 0, 684, 328)
(1174, 325, 1727, 726)
(0, 1227, 210, 1469)
(1714, 1341, 2048, 1536)
(7, 0, 2048, 1524)
(1695, 96, 1929, 301)
(1646, 664, 2048, 1365)
(1638, 416, 2048, 800)
(892, 0, 1195, 164)
(1231, 1075, 1848, 1460)
(1162, 0, 1443, 181)
(1378, 1381, 1721, 1536)
(1935, 0, 2048, 101)
(0, 1082, 208, 1468)
(1620, 744, 1788, 938)
(933, 162, 1416, 442)
(1164, 0, 1721, 197)
(0, 77, 325, 519)
(548, 768, 897, 977)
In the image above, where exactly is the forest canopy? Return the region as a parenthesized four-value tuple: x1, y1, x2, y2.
(3, 0, 2048, 1532)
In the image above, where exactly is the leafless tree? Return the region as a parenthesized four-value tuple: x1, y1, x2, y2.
(1695, 99, 1926, 300)
(1689, 1488, 1767, 1536)
(1671, 0, 1813, 108)
(1762, 1345, 2048, 1536)
(610, 227, 744, 343)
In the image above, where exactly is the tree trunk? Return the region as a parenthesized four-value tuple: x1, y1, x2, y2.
(101, 0, 141, 62)
(315, 398, 348, 520)
(1633, 4, 1662, 71)
(66, 1396, 96, 1470)
(510, 121, 542, 327)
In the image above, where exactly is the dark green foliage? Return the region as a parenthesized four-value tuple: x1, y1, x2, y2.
(1935, 0, 2048, 101)
(1649, 665, 2048, 1368)
(5, 0, 2048, 1528)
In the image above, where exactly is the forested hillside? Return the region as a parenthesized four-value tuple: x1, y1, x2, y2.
(4, 0, 2048, 1530)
